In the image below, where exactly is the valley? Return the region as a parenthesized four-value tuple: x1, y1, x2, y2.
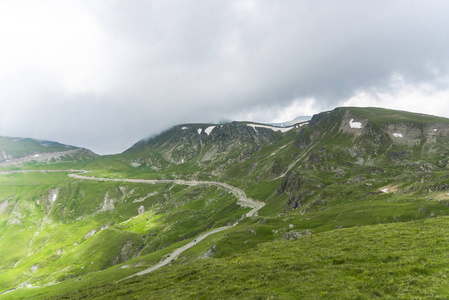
(2, 107, 449, 298)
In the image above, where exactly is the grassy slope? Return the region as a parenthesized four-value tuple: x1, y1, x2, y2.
(0, 172, 249, 295)
(346, 106, 449, 124)
(13, 216, 449, 299)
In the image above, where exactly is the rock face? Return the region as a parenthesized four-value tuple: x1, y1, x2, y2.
(48, 189, 58, 205)
(138, 205, 145, 215)
(100, 193, 114, 211)
(0, 197, 12, 214)
(113, 241, 135, 264)
(277, 171, 304, 211)
(84, 229, 96, 239)
(270, 159, 284, 176)
(201, 244, 216, 258)
(277, 171, 301, 196)
(286, 196, 303, 210)
(283, 230, 312, 240)
(30, 264, 39, 273)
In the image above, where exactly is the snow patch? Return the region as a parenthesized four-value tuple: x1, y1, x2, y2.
(380, 189, 389, 193)
(270, 144, 289, 156)
(393, 133, 403, 138)
(204, 126, 215, 135)
(197, 128, 202, 135)
(247, 124, 294, 133)
(33, 154, 40, 158)
(349, 119, 363, 129)
(434, 128, 438, 132)
(182, 127, 188, 130)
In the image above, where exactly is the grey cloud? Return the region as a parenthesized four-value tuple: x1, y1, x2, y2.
(1, 1, 449, 154)
(99, 1, 449, 102)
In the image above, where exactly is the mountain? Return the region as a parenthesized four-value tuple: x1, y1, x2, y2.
(2, 107, 449, 299)
(268, 115, 311, 127)
(121, 121, 307, 177)
(0, 136, 98, 167)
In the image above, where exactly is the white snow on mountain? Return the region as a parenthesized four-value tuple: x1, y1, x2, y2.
(204, 126, 215, 135)
(349, 119, 363, 129)
(247, 123, 295, 133)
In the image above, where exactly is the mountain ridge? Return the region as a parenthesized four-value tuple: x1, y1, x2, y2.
(3, 106, 449, 298)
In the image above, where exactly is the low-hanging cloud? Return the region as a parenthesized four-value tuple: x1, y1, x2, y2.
(1, 0, 449, 154)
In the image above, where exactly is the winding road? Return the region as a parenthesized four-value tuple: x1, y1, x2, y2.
(1, 170, 264, 280)
(68, 172, 265, 217)
(67, 171, 265, 279)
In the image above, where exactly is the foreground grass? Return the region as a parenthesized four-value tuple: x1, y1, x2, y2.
(7, 216, 449, 299)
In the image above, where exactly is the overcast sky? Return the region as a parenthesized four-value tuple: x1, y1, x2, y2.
(1, 1, 449, 154)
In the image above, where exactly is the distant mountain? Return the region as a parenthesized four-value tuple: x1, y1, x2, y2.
(267, 115, 312, 127)
(0, 136, 98, 166)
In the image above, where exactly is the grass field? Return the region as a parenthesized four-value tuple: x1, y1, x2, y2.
(6, 216, 449, 299)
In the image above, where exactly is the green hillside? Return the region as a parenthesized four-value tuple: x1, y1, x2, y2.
(3, 107, 449, 299)
(0, 136, 98, 168)
(32, 217, 449, 299)
(0, 137, 75, 157)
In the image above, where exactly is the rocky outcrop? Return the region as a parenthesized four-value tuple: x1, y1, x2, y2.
(100, 193, 114, 211)
(277, 171, 301, 196)
(286, 196, 303, 210)
(277, 171, 306, 211)
(270, 159, 284, 176)
(138, 205, 145, 215)
(294, 129, 312, 148)
(201, 244, 216, 258)
(0, 196, 12, 214)
(283, 230, 312, 240)
(113, 241, 135, 264)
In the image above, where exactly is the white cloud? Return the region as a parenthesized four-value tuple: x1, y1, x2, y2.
(0, 1, 108, 94)
(342, 74, 449, 117)
(232, 98, 320, 124)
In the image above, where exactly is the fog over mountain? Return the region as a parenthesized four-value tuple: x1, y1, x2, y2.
(0, 0, 448, 154)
